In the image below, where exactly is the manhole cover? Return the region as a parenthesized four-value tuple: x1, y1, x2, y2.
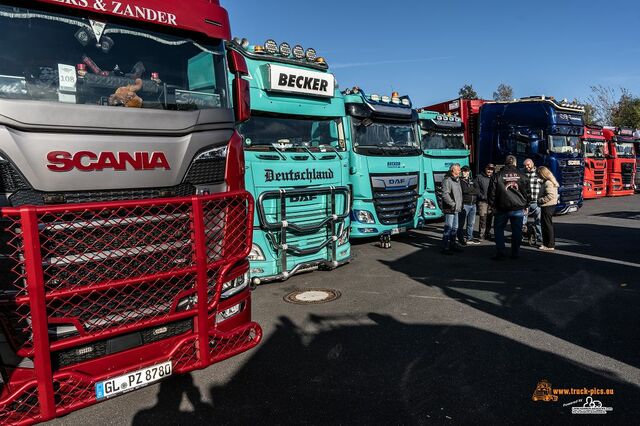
(284, 289, 341, 305)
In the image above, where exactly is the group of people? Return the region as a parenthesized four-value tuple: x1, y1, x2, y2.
(440, 155, 559, 259)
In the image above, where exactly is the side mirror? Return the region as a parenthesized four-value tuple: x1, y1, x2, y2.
(227, 49, 250, 123)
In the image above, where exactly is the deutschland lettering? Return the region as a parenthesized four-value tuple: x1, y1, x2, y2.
(277, 73, 329, 93)
(264, 168, 334, 183)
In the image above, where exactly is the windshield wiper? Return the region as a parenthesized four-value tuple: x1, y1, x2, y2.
(320, 145, 343, 160)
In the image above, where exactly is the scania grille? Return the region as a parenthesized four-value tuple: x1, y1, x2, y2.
(9, 184, 195, 207)
(593, 169, 606, 185)
(561, 166, 583, 186)
(621, 163, 634, 186)
(371, 174, 419, 226)
(560, 188, 582, 203)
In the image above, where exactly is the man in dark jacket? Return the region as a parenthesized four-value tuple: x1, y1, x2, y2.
(476, 163, 495, 240)
(457, 166, 480, 245)
(488, 155, 529, 259)
(441, 164, 463, 254)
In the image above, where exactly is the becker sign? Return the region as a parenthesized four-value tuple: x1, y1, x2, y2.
(267, 64, 334, 98)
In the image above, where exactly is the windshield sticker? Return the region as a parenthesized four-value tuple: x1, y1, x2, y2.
(175, 90, 221, 110)
(0, 75, 27, 97)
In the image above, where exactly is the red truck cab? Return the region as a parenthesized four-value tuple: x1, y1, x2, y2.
(422, 98, 487, 173)
(581, 125, 607, 199)
(603, 128, 636, 196)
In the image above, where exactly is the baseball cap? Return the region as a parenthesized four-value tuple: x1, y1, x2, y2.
(461, 165, 470, 171)
(485, 163, 495, 170)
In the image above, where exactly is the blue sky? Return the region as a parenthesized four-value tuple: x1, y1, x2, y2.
(223, 0, 640, 107)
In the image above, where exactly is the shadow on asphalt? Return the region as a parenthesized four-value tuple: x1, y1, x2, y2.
(383, 222, 640, 371)
(134, 314, 637, 424)
(591, 211, 640, 221)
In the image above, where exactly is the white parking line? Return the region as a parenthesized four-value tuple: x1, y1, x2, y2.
(522, 247, 640, 269)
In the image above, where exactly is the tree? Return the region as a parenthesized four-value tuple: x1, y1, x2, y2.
(492, 83, 513, 101)
(587, 85, 618, 125)
(611, 91, 640, 129)
(582, 103, 598, 125)
(458, 84, 479, 100)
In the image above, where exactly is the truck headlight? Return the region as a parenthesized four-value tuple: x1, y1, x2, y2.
(221, 273, 250, 299)
(423, 199, 436, 210)
(248, 244, 265, 261)
(354, 209, 375, 224)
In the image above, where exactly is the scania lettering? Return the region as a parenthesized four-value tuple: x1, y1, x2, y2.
(47, 151, 171, 171)
(581, 125, 607, 199)
(603, 127, 636, 197)
(417, 110, 470, 219)
(229, 38, 351, 284)
(0, 1, 260, 424)
(477, 97, 585, 214)
(342, 87, 425, 248)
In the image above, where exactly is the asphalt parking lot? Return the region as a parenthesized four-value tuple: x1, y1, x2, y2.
(52, 195, 640, 424)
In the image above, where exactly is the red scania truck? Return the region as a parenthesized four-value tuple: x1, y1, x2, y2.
(0, 1, 260, 424)
(603, 127, 636, 196)
(581, 125, 607, 199)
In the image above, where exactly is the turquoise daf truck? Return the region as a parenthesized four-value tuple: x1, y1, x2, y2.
(417, 110, 470, 219)
(228, 39, 351, 285)
(342, 87, 425, 248)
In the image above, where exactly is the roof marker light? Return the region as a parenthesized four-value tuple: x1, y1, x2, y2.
(381, 96, 391, 103)
(279, 42, 292, 57)
(401, 98, 410, 106)
(305, 48, 317, 61)
(315, 57, 327, 65)
(292, 45, 305, 59)
(264, 39, 278, 54)
(370, 94, 381, 102)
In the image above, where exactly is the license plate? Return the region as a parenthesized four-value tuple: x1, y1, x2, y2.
(95, 361, 172, 400)
(568, 206, 578, 213)
(391, 227, 406, 235)
(596, 191, 602, 195)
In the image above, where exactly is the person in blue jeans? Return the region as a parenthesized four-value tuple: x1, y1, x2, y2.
(487, 156, 530, 260)
(457, 166, 480, 245)
(440, 164, 463, 255)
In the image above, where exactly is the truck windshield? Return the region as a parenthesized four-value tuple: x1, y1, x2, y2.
(549, 135, 581, 154)
(0, 5, 228, 111)
(615, 142, 635, 157)
(238, 115, 345, 151)
(352, 119, 418, 148)
(421, 131, 466, 150)
(582, 140, 605, 158)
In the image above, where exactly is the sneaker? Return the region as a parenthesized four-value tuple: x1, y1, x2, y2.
(459, 239, 468, 246)
(468, 239, 481, 245)
(539, 246, 555, 251)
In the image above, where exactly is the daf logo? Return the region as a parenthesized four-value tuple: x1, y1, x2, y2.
(290, 195, 318, 202)
(389, 179, 405, 185)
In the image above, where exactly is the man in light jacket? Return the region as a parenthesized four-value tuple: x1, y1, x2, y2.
(441, 163, 463, 255)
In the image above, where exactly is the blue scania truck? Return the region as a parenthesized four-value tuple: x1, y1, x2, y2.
(342, 87, 425, 247)
(477, 96, 585, 214)
(229, 39, 351, 284)
(417, 110, 470, 219)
